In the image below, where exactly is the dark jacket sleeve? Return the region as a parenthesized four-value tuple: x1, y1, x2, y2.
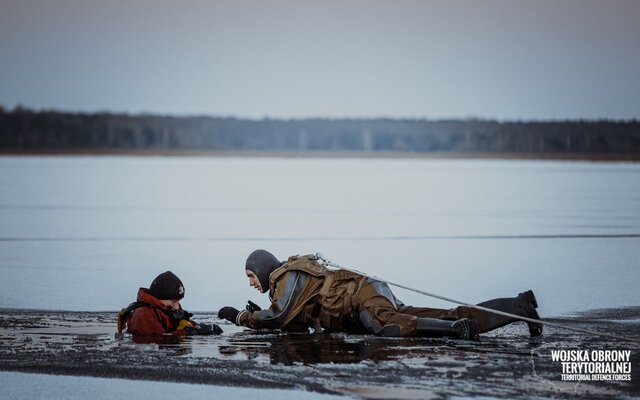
(237, 271, 308, 330)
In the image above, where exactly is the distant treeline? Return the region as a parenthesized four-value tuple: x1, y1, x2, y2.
(1, 107, 639, 155)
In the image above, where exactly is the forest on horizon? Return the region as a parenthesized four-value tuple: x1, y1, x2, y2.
(1, 107, 639, 156)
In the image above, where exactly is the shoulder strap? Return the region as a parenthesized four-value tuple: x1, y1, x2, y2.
(271, 254, 328, 282)
(117, 301, 175, 333)
(117, 301, 146, 334)
(269, 254, 328, 292)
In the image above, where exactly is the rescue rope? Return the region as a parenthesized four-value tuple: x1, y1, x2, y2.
(315, 253, 640, 344)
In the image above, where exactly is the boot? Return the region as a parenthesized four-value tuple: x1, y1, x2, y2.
(416, 317, 478, 340)
(477, 290, 542, 336)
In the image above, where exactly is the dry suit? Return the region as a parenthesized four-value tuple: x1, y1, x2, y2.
(232, 253, 542, 338)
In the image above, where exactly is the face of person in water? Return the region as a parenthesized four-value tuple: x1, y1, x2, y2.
(159, 299, 181, 311)
(246, 270, 262, 292)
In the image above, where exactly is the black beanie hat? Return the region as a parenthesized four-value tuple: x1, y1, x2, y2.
(245, 249, 282, 293)
(149, 271, 185, 300)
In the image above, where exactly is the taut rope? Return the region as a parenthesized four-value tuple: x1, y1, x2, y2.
(315, 253, 640, 344)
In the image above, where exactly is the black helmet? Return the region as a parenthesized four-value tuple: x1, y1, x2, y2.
(245, 249, 282, 293)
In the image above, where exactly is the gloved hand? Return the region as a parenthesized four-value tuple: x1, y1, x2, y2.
(176, 319, 194, 331)
(170, 309, 193, 322)
(218, 306, 240, 323)
(246, 300, 262, 312)
(195, 323, 223, 335)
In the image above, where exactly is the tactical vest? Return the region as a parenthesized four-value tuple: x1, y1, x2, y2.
(269, 254, 364, 330)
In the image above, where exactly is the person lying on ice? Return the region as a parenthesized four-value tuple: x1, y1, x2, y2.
(118, 271, 222, 336)
(218, 250, 542, 340)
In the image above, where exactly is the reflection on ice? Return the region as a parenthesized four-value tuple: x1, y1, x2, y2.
(1, 309, 639, 398)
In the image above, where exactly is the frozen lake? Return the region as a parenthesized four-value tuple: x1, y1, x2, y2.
(0, 156, 638, 317)
(0, 371, 343, 400)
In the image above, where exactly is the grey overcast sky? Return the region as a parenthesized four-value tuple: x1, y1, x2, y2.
(1, 0, 639, 120)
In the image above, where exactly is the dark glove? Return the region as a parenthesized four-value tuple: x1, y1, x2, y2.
(218, 306, 240, 323)
(195, 323, 223, 335)
(246, 300, 262, 312)
(169, 309, 194, 324)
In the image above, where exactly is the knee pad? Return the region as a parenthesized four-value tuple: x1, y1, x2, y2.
(358, 310, 382, 335)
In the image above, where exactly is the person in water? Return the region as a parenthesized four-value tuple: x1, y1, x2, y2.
(218, 250, 542, 340)
(118, 271, 222, 336)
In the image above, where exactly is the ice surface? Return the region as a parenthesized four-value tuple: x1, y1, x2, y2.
(2, 309, 638, 399)
(0, 371, 344, 400)
(0, 156, 638, 316)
